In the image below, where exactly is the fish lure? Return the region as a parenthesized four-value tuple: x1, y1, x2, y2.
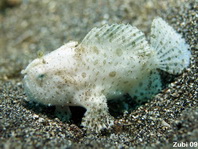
(22, 17, 191, 132)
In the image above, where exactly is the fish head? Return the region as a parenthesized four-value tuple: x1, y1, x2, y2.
(22, 41, 79, 105)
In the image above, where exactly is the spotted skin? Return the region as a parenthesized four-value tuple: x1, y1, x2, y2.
(22, 18, 191, 132)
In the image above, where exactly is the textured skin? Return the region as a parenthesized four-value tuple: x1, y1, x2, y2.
(22, 18, 191, 132)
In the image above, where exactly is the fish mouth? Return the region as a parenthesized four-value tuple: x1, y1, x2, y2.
(22, 74, 32, 100)
(22, 69, 37, 101)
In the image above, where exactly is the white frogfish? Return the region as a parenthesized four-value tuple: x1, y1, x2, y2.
(22, 17, 191, 132)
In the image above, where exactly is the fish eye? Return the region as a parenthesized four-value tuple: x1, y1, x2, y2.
(37, 74, 46, 80)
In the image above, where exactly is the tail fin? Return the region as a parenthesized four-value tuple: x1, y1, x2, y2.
(150, 17, 191, 74)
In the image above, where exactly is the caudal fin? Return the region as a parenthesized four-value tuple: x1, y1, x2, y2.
(150, 17, 191, 74)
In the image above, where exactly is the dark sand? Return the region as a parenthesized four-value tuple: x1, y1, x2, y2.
(0, 0, 197, 148)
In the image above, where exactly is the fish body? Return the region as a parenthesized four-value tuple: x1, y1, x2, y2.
(22, 18, 191, 132)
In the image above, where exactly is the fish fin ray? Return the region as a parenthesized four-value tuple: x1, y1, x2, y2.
(150, 17, 191, 74)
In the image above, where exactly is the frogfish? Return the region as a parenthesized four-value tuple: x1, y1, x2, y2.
(22, 17, 191, 132)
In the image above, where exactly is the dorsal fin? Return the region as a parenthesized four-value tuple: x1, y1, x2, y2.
(79, 24, 150, 52)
